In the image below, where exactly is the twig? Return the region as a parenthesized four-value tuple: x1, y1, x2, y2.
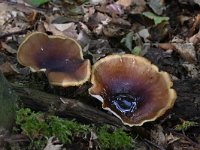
(144, 139, 166, 150)
(0, 27, 32, 40)
(168, 129, 200, 149)
(0, 1, 47, 14)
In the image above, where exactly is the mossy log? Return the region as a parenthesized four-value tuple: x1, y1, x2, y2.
(12, 84, 124, 127)
(0, 72, 16, 135)
(11, 79, 200, 128)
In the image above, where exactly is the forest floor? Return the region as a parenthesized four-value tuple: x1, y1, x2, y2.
(0, 0, 200, 150)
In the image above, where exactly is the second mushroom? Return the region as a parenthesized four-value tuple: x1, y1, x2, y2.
(89, 54, 176, 126)
(17, 32, 91, 87)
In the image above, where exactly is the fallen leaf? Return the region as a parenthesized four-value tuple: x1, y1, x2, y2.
(44, 22, 78, 39)
(53, 23, 74, 32)
(194, 0, 200, 6)
(1, 42, 17, 54)
(172, 42, 197, 63)
(89, 131, 97, 149)
(89, 0, 107, 5)
(138, 29, 150, 42)
(103, 24, 125, 37)
(150, 125, 166, 146)
(87, 12, 110, 30)
(157, 43, 175, 50)
(37, 21, 46, 32)
(132, 46, 141, 55)
(182, 62, 199, 78)
(25, 0, 49, 7)
(150, 21, 169, 42)
(110, 18, 131, 27)
(143, 11, 169, 25)
(93, 24, 104, 35)
(106, 3, 124, 15)
(177, 15, 190, 26)
(83, 6, 95, 22)
(0, 8, 12, 26)
(189, 29, 200, 44)
(130, 0, 146, 14)
(166, 133, 180, 144)
(77, 30, 91, 50)
(121, 31, 134, 51)
(0, 62, 19, 76)
(25, 10, 37, 23)
(116, 0, 132, 8)
(188, 14, 200, 37)
(147, 0, 165, 15)
(43, 137, 63, 150)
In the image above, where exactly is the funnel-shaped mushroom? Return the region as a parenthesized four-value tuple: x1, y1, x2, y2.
(89, 54, 176, 126)
(17, 32, 91, 87)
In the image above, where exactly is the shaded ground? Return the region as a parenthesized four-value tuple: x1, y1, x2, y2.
(0, 0, 200, 149)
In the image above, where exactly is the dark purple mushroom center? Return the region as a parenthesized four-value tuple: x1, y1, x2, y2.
(37, 55, 83, 73)
(109, 93, 144, 117)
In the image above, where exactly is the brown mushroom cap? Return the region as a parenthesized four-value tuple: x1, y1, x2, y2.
(89, 54, 176, 126)
(17, 32, 91, 87)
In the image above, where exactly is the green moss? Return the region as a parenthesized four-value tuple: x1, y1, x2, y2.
(16, 108, 90, 149)
(16, 108, 135, 150)
(174, 120, 198, 131)
(97, 125, 134, 150)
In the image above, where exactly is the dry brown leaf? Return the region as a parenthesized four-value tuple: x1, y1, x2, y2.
(0, 62, 18, 75)
(130, 0, 146, 13)
(172, 42, 197, 63)
(182, 62, 199, 78)
(44, 22, 78, 39)
(166, 133, 180, 144)
(0, 3, 12, 26)
(87, 12, 110, 30)
(83, 6, 95, 22)
(188, 14, 200, 37)
(0, 2, 12, 12)
(189, 30, 200, 44)
(116, 0, 132, 8)
(150, 125, 166, 146)
(157, 43, 176, 50)
(111, 18, 131, 26)
(103, 25, 124, 37)
(1, 42, 17, 54)
(25, 10, 37, 23)
(157, 39, 197, 63)
(177, 15, 190, 26)
(37, 21, 47, 33)
(106, 3, 124, 15)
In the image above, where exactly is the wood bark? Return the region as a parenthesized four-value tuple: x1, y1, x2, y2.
(12, 84, 124, 127)
(0, 72, 16, 134)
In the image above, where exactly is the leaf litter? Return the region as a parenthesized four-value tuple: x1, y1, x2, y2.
(0, 0, 200, 149)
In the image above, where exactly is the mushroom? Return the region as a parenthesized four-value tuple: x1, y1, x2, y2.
(17, 32, 91, 87)
(89, 54, 176, 126)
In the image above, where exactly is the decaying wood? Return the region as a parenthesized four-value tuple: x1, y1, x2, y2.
(11, 78, 200, 128)
(173, 79, 200, 120)
(0, 72, 16, 134)
(12, 84, 124, 127)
